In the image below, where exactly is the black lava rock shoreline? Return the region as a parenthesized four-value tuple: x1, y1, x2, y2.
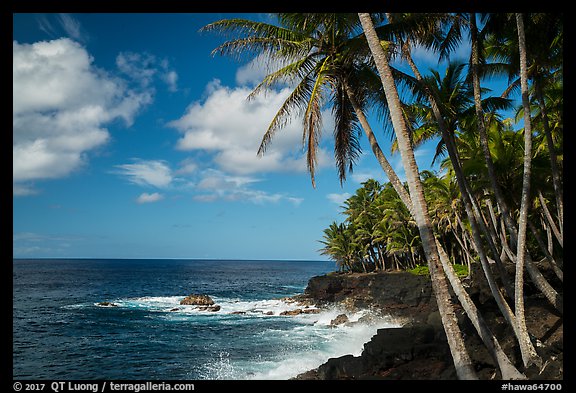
(291, 267, 563, 380)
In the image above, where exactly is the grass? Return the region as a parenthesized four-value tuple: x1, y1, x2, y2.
(408, 264, 469, 278)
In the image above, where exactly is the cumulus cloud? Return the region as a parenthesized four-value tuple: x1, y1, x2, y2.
(234, 54, 284, 86)
(168, 79, 332, 177)
(136, 192, 164, 204)
(13, 38, 152, 195)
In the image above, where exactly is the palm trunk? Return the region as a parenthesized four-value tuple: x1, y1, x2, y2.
(435, 240, 526, 380)
(342, 80, 413, 213)
(534, 83, 563, 232)
(527, 220, 563, 282)
(469, 14, 518, 247)
(399, 21, 533, 354)
(514, 13, 542, 369)
(399, 23, 516, 303)
(468, 17, 561, 316)
(359, 12, 477, 380)
(538, 190, 563, 248)
(483, 197, 515, 298)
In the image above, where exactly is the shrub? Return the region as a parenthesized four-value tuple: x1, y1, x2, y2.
(408, 264, 468, 277)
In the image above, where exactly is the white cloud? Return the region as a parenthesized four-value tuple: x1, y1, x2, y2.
(116, 51, 178, 92)
(351, 171, 378, 184)
(235, 54, 278, 86)
(326, 192, 351, 206)
(162, 70, 178, 92)
(116, 52, 158, 88)
(13, 184, 39, 196)
(114, 159, 173, 188)
(174, 157, 198, 175)
(36, 14, 88, 43)
(113, 160, 302, 206)
(193, 169, 302, 206)
(136, 192, 164, 204)
(168, 80, 332, 177)
(57, 14, 86, 42)
(13, 38, 152, 195)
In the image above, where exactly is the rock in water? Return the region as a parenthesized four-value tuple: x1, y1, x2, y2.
(198, 305, 221, 312)
(97, 302, 118, 307)
(280, 309, 302, 316)
(330, 314, 349, 326)
(180, 294, 215, 306)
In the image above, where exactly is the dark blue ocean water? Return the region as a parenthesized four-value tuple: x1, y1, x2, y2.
(13, 259, 398, 380)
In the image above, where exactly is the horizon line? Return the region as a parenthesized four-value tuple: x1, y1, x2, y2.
(12, 256, 332, 262)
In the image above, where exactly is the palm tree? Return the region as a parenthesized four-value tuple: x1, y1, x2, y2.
(513, 12, 539, 369)
(358, 12, 478, 380)
(203, 14, 421, 216)
(400, 56, 516, 299)
(466, 14, 562, 320)
(484, 13, 563, 233)
(204, 12, 544, 379)
(202, 14, 365, 187)
(319, 222, 361, 272)
(343, 179, 384, 270)
(382, 205, 421, 269)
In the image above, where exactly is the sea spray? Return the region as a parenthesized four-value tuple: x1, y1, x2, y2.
(12, 259, 353, 379)
(86, 295, 401, 380)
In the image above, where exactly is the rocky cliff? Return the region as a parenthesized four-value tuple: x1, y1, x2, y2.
(293, 268, 563, 380)
(301, 270, 437, 323)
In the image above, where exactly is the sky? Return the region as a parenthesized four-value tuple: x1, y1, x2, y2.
(12, 13, 497, 260)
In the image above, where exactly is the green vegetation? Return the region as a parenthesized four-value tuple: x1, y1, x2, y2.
(204, 12, 562, 380)
(408, 264, 468, 277)
(407, 265, 431, 276)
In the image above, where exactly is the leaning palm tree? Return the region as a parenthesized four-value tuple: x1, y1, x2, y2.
(396, 46, 534, 348)
(468, 14, 562, 319)
(202, 14, 369, 187)
(484, 13, 563, 233)
(202, 14, 416, 211)
(358, 12, 478, 380)
(204, 12, 524, 380)
(513, 12, 539, 370)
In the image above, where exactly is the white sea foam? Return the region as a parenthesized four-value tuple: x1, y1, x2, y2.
(105, 295, 321, 317)
(88, 294, 402, 380)
(246, 312, 400, 380)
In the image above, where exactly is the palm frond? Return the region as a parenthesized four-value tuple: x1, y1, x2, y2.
(202, 18, 311, 61)
(257, 73, 316, 156)
(247, 54, 319, 100)
(333, 82, 362, 184)
(302, 57, 331, 187)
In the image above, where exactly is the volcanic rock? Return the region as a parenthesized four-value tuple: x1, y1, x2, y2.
(180, 294, 215, 306)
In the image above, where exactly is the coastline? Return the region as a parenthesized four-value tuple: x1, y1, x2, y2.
(289, 267, 563, 380)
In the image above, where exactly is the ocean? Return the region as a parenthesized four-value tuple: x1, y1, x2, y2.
(13, 259, 400, 380)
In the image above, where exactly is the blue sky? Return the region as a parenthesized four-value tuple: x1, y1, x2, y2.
(13, 13, 504, 260)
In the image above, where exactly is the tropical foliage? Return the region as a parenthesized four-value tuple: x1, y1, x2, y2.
(203, 12, 562, 380)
